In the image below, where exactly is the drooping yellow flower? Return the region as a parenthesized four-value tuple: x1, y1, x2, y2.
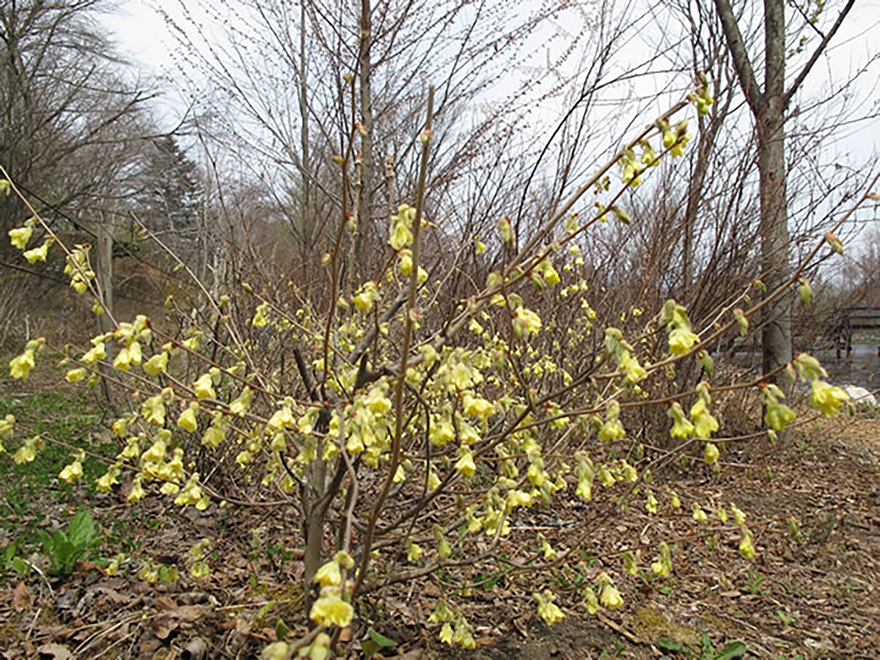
(141, 394, 166, 425)
(14, 436, 42, 463)
(810, 380, 849, 417)
(514, 306, 542, 338)
(600, 583, 624, 610)
(598, 417, 625, 442)
(252, 302, 270, 328)
(229, 386, 253, 416)
(175, 474, 203, 506)
(739, 531, 755, 559)
(584, 586, 600, 614)
(8, 226, 33, 250)
(454, 448, 476, 477)
(23, 241, 49, 263)
(177, 404, 199, 433)
(96, 466, 120, 492)
(193, 373, 216, 399)
(389, 220, 413, 251)
(690, 399, 719, 439)
(81, 342, 106, 364)
(534, 590, 565, 625)
(430, 418, 455, 446)
(59, 459, 83, 483)
(669, 327, 699, 355)
(143, 352, 169, 376)
(668, 402, 694, 439)
(127, 476, 146, 503)
(352, 281, 379, 312)
(9, 349, 35, 380)
(462, 393, 494, 421)
(314, 560, 342, 588)
(704, 442, 720, 465)
(65, 367, 88, 383)
(310, 595, 354, 628)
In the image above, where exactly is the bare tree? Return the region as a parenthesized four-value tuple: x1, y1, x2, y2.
(713, 0, 856, 389)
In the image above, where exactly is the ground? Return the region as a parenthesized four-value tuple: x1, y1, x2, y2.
(0, 362, 877, 659)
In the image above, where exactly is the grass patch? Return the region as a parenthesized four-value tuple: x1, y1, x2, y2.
(0, 387, 114, 539)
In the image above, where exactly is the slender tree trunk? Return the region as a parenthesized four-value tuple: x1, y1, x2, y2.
(357, 0, 375, 277)
(757, 0, 791, 387)
(757, 104, 791, 383)
(299, 3, 313, 285)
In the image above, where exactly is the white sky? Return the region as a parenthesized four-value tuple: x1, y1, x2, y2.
(101, 0, 880, 157)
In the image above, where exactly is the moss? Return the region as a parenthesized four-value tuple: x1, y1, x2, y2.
(629, 606, 699, 646)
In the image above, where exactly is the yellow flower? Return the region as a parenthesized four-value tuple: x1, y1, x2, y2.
(352, 281, 379, 312)
(398, 249, 413, 276)
(23, 241, 49, 263)
(692, 503, 707, 521)
(0, 414, 15, 442)
(598, 418, 625, 442)
(439, 623, 454, 644)
(427, 418, 455, 449)
(810, 380, 848, 417)
(9, 226, 33, 250)
(690, 399, 719, 439)
(646, 492, 659, 514)
(620, 353, 646, 384)
(252, 302, 270, 328)
(190, 561, 210, 579)
(82, 342, 106, 364)
(462, 393, 494, 421)
(739, 531, 755, 559)
(177, 404, 199, 433)
(65, 367, 88, 383)
(59, 460, 83, 483)
(113, 346, 133, 372)
(454, 448, 476, 477)
(193, 373, 216, 399)
(127, 476, 146, 503)
(669, 327, 699, 355)
(96, 466, 120, 492)
(730, 503, 746, 526)
(584, 586, 600, 614)
(668, 402, 694, 439)
(310, 595, 354, 628)
(600, 583, 624, 610)
(229, 386, 253, 416)
(514, 307, 542, 337)
(143, 352, 169, 376)
(314, 560, 342, 588)
(534, 590, 565, 625)
(175, 475, 203, 506)
(389, 220, 413, 250)
(407, 540, 423, 562)
(704, 442, 719, 465)
(9, 349, 35, 380)
(764, 400, 796, 430)
(141, 394, 166, 425)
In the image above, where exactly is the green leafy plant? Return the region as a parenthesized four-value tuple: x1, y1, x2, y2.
(746, 566, 766, 595)
(361, 629, 397, 657)
(35, 510, 98, 576)
(2, 542, 32, 579)
(658, 633, 747, 659)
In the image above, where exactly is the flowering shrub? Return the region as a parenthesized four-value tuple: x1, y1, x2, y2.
(1, 81, 871, 657)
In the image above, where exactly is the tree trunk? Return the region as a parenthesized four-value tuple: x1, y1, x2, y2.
(356, 0, 375, 278)
(757, 103, 791, 386)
